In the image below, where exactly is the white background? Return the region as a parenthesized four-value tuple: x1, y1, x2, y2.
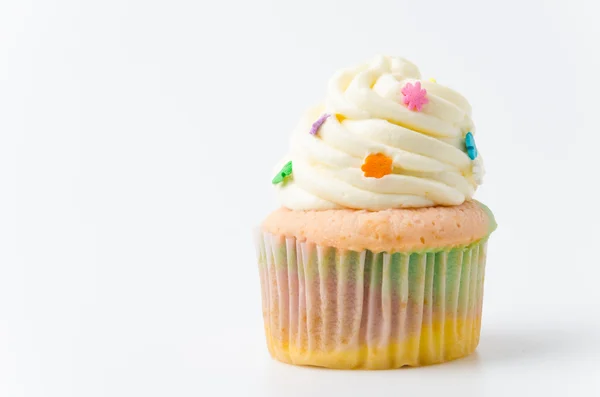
(1, 0, 599, 396)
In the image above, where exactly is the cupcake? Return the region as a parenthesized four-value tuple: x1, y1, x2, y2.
(256, 55, 496, 369)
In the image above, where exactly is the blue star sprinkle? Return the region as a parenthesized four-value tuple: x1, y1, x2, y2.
(465, 132, 478, 160)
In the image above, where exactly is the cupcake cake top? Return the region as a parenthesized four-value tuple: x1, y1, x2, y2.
(273, 55, 485, 211)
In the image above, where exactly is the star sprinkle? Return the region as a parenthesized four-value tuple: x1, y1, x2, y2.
(465, 132, 478, 160)
(309, 113, 331, 136)
(272, 161, 293, 184)
(429, 78, 437, 83)
(401, 81, 429, 111)
(361, 153, 393, 179)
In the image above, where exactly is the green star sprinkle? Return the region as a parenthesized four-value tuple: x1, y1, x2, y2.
(272, 161, 293, 184)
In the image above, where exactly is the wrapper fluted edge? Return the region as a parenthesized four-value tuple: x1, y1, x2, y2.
(256, 231, 489, 369)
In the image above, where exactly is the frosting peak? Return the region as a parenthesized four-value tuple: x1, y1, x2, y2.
(274, 55, 484, 211)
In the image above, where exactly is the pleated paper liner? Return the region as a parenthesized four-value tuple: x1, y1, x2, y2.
(256, 232, 488, 369)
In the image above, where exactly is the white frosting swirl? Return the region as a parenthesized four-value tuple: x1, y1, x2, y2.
(275, 55, 483, 211)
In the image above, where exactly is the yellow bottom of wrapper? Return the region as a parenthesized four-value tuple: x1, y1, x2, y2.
(265, 317, 482, 369)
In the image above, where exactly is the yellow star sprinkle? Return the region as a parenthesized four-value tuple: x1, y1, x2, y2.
(429, 78, 437, 83)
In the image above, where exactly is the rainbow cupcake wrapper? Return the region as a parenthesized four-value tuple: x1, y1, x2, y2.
(256, 232, 489, 369)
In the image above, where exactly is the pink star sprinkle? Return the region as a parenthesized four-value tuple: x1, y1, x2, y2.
(309, 113, 330, 136)
(401, 81, 429, 111)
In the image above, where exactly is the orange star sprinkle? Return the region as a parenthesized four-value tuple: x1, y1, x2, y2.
(361, 153, 393, 178)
